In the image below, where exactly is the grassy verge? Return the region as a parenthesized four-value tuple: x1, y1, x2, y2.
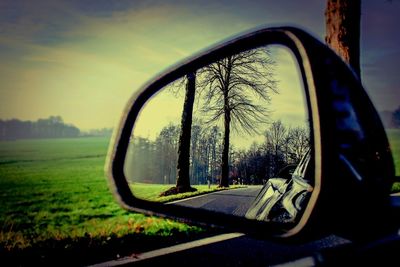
(131, 183, 245, 202)
(0, 138, 208, 266)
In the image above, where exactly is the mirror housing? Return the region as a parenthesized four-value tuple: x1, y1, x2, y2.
(106, 27, 395, 240)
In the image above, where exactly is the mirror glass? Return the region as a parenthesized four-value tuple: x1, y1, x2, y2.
(124, 45, 312, 226)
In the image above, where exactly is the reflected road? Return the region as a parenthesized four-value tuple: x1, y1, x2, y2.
(169, 185, 263, 216)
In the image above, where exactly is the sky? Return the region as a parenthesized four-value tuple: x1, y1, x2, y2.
(0, 0, 399, 130)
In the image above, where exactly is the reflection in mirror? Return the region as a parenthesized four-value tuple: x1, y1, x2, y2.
(124, 45, 312, 226)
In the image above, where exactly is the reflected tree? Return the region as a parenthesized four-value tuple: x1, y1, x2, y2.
(287, 126, 310, 163)
(157, 124, 180, 184)
(265, 120, 287, 159)
(129, 122, 222, 187)
(198, 48, 278, 187)
(162, 73, 198, 196)
(232, 121, 310, 184)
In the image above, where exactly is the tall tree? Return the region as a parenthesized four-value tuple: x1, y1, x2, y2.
(161, 73, 197, 196)
(158, 124, 180, 184)
(287, 126, 310, 163)
(190, 124, 202, 184)
(325, 0, 361, 78)
(265, 120, 287, 174)
(199, 48, 277, 187)
(206, 126, 221, 184)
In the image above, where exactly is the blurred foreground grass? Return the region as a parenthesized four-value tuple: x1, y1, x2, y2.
(0, 138, 204, 265)
(0, 130, 399, 265)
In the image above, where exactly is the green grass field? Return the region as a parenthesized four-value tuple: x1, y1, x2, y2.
(0, 131, 399, 265)
(0, 137, 205, 265)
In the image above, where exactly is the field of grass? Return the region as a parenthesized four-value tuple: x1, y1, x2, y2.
(0, 138, 205, 266)
(1, 131, 399, 265)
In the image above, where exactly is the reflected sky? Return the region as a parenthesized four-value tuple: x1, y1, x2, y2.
(133, 45, 307, 149)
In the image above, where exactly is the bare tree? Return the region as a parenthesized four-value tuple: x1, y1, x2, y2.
(206, 126, 221, 184)
(157, 124, 180, 185)
(190, 124, 202, 184)
(325, 0, 361, 78)
(198, 48, 278, 187)
(161, 73, 197, 196)
(265, 120, 287, 175)
(265, 120, 286, 158)
(287, 126, 310, 163)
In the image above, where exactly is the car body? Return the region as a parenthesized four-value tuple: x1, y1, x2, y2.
(245, 149, 312, 224)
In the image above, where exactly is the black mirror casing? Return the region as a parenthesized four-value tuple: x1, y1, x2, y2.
(106, 26, 395, 241)
(301, 34, 396, 241)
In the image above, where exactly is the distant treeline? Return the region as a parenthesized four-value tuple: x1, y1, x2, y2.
(125, 120, 309, 185)
(80, 128, 113, 138)
(0, 116, 112, 140)
(380, 106, 400, 129)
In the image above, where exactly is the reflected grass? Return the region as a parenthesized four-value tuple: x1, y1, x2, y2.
(131, 183, 244, 202)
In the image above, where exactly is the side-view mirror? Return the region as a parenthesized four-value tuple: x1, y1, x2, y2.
(106, 27, 395, 240)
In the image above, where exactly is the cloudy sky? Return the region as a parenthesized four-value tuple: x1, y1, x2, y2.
(0, 0, 399, 130)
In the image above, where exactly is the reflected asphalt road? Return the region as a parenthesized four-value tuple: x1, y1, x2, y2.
(169, 185, 263, 217)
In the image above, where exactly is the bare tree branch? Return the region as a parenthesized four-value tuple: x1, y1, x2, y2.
(197, 46, 279, 187)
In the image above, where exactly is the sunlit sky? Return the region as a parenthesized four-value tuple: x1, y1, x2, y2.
(0, 0, 399, 130)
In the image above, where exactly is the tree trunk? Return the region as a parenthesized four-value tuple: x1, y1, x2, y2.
(176, 72, 196, 191)
(220, 97, 231, 188)
(325, 0, 361, 78)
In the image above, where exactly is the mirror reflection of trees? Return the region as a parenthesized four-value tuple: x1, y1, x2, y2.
(127, 120, 309, 187)
(127, 122, 221, 186)
(232, 121, 310, 185)
(165, 73, 197, 195)
(126, 45, 310, 199)
(197, 48, 278, 188)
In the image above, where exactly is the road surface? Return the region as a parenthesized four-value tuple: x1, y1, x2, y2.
(170, 185, 263, 217)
